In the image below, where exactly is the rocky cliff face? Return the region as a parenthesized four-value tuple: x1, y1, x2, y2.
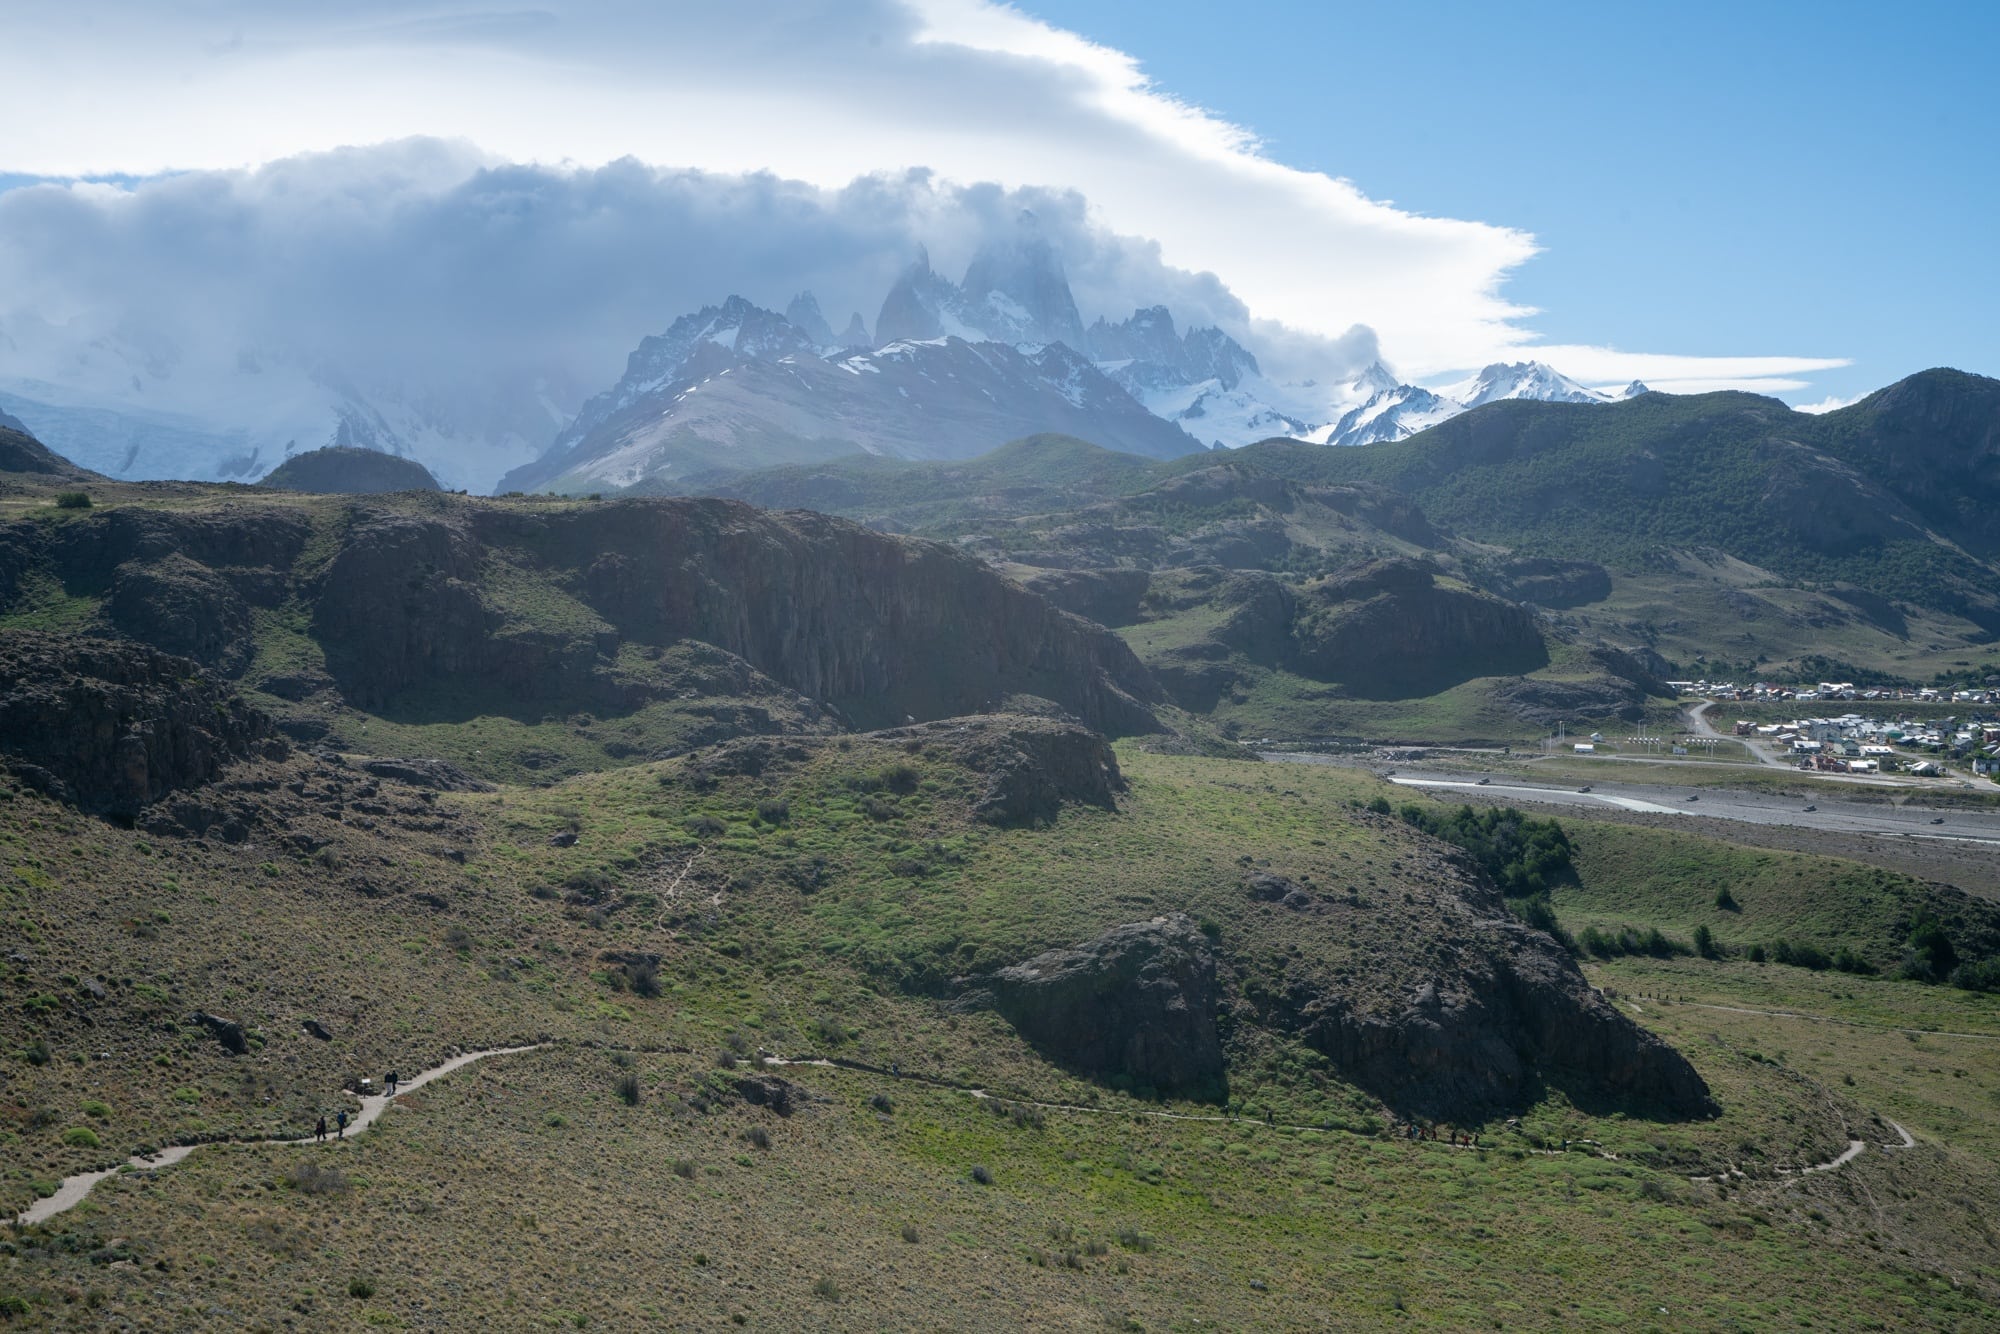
(987, 914, 1225, 1099)
(0, 631, 283, 819)
(471, 499, 1165, 734)
(0, 491, 1166, 742)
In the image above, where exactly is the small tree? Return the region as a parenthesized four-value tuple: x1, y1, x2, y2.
(1693, 923, 1720, 960)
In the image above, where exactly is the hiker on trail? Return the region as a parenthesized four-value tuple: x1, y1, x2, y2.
(315, 1116, 327, 1143)
(387, 1070, 399, 1096)
(337, 1109, 348, 1139)
(1265, 1108, 1275, 1126)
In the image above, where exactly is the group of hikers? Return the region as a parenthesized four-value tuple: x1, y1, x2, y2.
(1403, 1121, 1480, 1148)
(310, 1070, 400, 1143)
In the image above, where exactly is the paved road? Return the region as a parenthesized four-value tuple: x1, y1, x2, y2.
(1688, 700, 1791, 769)
(1261, 752, 2000, 848)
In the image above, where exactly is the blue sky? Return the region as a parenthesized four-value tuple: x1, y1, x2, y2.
(1024, 0, 2000, 404)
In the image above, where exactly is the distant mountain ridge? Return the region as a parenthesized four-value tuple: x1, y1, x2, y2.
(503, 229, 1645, 494)
(495, 295, 1201, 495)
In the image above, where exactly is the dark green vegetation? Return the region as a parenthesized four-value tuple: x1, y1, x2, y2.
(257, 445, 442, 494)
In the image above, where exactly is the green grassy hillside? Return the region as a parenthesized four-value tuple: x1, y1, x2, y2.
(1237, 375, 2000, 638)
(4, 739, 1998, 1327)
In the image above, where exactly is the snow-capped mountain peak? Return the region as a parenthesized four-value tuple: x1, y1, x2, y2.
(1439, 361, 1609, 409)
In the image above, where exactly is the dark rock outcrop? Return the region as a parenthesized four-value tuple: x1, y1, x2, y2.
(988, 914, 1224, 1099)
(734, 1075, 804, 1116)
(1244, 836, 1717, 1122)
(1244, 872, 1314, 910)
(869, 714, 1123, 825)
(1289, 559, 1548, 697)
(1015, 567, 1151, 628)
(1478, 555, 1613, 609)
(0, 631, 283, 818)
(106, 553, 255, 675)
(259, 445, 442, 494)
(1287, 922, 1715, 1121)
(361, 758, 495, 792)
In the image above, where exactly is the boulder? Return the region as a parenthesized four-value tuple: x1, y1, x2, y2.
(734, 1075, 804, 1116)
(191, 1010, 248, 1055)
(988, 914, 1224, 1099)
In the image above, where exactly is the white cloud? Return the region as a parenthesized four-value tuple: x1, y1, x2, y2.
(0, 146, 1311, 487)
(1791, 392, 1866, 415)
(0, 0, 1840, 391)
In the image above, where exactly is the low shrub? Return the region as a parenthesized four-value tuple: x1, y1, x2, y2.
(970, 1164, 993, 1185)
(54, 492, 92, 509)
(744, 1125, 770, 1150)
(348, 1277, 375, 1299)
(60, 1126, 100, 1148)
(286, 1161, 351, 1197)
(614, 1073, 642, 1106)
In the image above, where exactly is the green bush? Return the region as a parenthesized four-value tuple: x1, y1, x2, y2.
(1396, 804, 1573, 896)
(348, 1277, 375, 1299)
(614, 1073, 641, 1106)
(61, 1126, 100, 1148)
(1773, 940, 1832, 971)
(1832, 946, 1876, 975)
(54, 491, 92, 509)
(1579, 925, 1688, 960)
(1951, 958, 2000, 992)
(1903, 912, 1958, 982)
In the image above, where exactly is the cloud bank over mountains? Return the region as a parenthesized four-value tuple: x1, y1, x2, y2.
(3, 0, 1842, 400)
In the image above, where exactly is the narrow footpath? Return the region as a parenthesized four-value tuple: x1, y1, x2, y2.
(15, 1045, 544, 1226)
